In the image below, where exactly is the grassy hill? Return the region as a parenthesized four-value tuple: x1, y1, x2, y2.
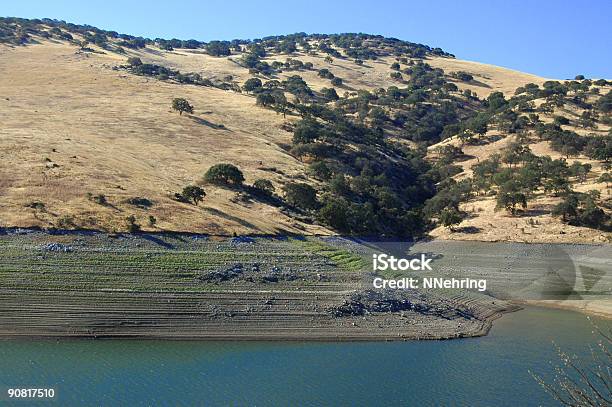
(0, 17, 610, 242)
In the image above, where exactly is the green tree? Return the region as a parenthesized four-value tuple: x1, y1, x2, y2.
(496, 181, 527, 215)
(181, 185, 206, 205)
(256, 92, 275, 107)
(293, 118, 321, 144)
(283, 182, 318, 210)
(317, 196, 350, 231)
(552, 194, 579, 223)
(308, 161, 332, 180)
(598, 172, 611, 189)
(172, 98, 193, 115)
(204, 164, 245, 186)
(544, 175, 571, 196)
(271, 91, 288, 117)
(206, 40, 231, 56)
(243, 77, 262, 93)
(578, 200, 608, 229)
(569, 162, 591, 183)
(439, 208, 463, 231)
(502, 141, 533, 168)
(487, 91, 508, 111)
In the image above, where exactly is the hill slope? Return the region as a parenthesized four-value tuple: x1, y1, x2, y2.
(0, 18, 610, 242)
(1, 41, 322, 235)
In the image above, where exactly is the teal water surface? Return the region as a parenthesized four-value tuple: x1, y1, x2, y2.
(0, 306, 609, 406)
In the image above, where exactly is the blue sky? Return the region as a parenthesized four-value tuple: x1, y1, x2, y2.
(4, 0, 611, 79)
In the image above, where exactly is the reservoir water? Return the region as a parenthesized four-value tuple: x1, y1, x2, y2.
(0, 306, 609, 406)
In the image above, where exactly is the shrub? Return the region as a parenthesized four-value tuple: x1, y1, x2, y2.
(127, 197, 153, 208)
(126, 215, 140, 233)
(127, 56, 142, 67)
(452, 71, 473, 82)
(331, 77, 343, 86)
(321, 87, 339, 101)
(318, 68, 334, 79)
(553, 115, 570, 126)
(26, 201, 45, 210)
(204, 164, 245, 186)
(88, 193, 108, 205)
(171, 98, 193, 115)
(57, 215, 76, 229)
(253, 179, 275, 195)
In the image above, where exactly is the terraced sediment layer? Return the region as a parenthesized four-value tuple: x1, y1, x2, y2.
(0, 230, 515, 340)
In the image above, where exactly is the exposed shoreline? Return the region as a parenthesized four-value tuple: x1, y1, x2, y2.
(0, 303, 519, 342)
(513, 300, 612, 319)
(0, 230, 608, 341)
(0, 287, 520, 341)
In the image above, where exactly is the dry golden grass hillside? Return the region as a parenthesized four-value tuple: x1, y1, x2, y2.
(0, 27, 608, 242)
(0, 41, 329, 235)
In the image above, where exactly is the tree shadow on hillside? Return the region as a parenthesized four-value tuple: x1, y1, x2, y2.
(188, 115, 231, 131)
(454, 153, 477, 162)
(201, 207, 261, 231)
(141, 47, 166, 57)
(467, 133, 503, 146)
(466, 79, 491, 89)
(336, 84, 357, 92)
(140, 234, 175, 249)
(455, 226, 481, 234)
(515, 208, 549, 217)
